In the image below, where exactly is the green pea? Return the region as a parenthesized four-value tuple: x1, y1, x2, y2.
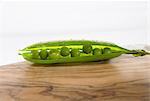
(71, 49, 80, 57)
(47, 49, 60, 59)
(93, 48, 102, 55)
(31, 50, 39, 59)
(60, 47, 70, 56)
(39, 49, 48, 60)
(103, 48, 111, 54)
(83, 44, 92, 54)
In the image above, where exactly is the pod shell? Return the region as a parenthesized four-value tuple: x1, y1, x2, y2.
(20, 40, 131, 64)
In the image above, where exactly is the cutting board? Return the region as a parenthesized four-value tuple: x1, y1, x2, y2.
(0, 55, 150, 101)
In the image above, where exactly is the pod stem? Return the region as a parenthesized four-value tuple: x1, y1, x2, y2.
(126, 49, 150, 57)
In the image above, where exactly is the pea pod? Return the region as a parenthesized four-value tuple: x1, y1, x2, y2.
(18, 40, 150, 64)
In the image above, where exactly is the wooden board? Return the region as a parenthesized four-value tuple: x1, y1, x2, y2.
(0, 55, 150, 101)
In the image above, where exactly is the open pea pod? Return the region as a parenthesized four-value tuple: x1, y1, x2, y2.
(18, 40, 150, 64)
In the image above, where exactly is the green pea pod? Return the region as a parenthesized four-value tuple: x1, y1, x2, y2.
(18, 40, 150, 64)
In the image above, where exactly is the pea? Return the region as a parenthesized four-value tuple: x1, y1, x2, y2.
(103, 48, 111, 54)
(31, 50, 39, 59)
(47, 49, 60, 59)
(71, 49, 80, 57)
(83, 44, 92, 54)
(93, 48, 102, 55)
(60, 47, 70, 56)
(39, 49, 48, 60)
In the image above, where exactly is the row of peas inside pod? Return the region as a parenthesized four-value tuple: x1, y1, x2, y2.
(31, 44, 112, 60)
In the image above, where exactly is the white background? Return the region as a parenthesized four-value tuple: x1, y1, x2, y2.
(0, 0, 149, 65)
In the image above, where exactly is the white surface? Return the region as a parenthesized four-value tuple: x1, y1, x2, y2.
(2, 0, 148, 2)
(0, 1, 149, 65)
(2, 2, 147, 36)
(148, 1, 150, 44)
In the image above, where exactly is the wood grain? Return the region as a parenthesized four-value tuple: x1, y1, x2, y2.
(0, 55, 150, 101)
